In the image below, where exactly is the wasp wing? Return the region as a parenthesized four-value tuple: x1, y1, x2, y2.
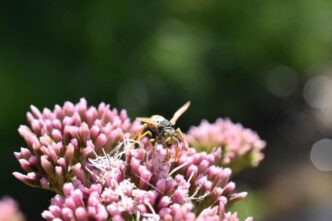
(170, 101, 191, 125)
(136, 117, 159, 126)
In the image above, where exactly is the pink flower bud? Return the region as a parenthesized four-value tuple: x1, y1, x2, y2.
(75, 207, 88, 221)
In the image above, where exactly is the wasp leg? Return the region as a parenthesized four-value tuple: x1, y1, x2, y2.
(149, 138, 156, 153)
(176, 128, 189, 150)
(174, 141, 180, 162)
(163, 148, 170, 163)
(132, 124, 148, 140)
(136, 130, 152, 141)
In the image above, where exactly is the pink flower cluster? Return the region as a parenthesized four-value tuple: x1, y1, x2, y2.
(13, 98, 139, 193)
(42, 141, 251, 221)
(13, 99, 263, 220)
(187, 119, 266, 173)
(0, 197, 25, 221)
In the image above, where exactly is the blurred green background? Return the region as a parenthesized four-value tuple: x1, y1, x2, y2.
(1, 0, 332, 220)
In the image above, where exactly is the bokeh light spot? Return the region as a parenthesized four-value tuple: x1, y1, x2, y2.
(303, 75, 332, 108)
(310, 138, 332, 171)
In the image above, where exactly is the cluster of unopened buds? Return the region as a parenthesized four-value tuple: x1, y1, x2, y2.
(11, 98, 265, 220)
(187, 119, 266, 173)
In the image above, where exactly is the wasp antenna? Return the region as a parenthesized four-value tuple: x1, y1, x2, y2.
(170, 101, 191, 125)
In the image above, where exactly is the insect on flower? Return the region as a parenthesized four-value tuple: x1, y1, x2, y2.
(133, 101, 191, 162)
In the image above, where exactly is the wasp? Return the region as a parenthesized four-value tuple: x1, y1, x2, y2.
(133, 101, 191, 162)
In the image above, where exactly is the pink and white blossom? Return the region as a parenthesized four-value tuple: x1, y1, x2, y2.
(13, 98, 140, 193)
(187, 118, 265, 172)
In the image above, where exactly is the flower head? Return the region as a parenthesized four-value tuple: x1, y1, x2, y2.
(13, 98, 140, 193)
(0, 197, 25, 221)
(43, 139, 252, 220)
(187, 118, 266, 173)
(13, 99, 260, 220)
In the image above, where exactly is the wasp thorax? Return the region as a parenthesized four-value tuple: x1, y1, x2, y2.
(151, 115, 166, 123)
